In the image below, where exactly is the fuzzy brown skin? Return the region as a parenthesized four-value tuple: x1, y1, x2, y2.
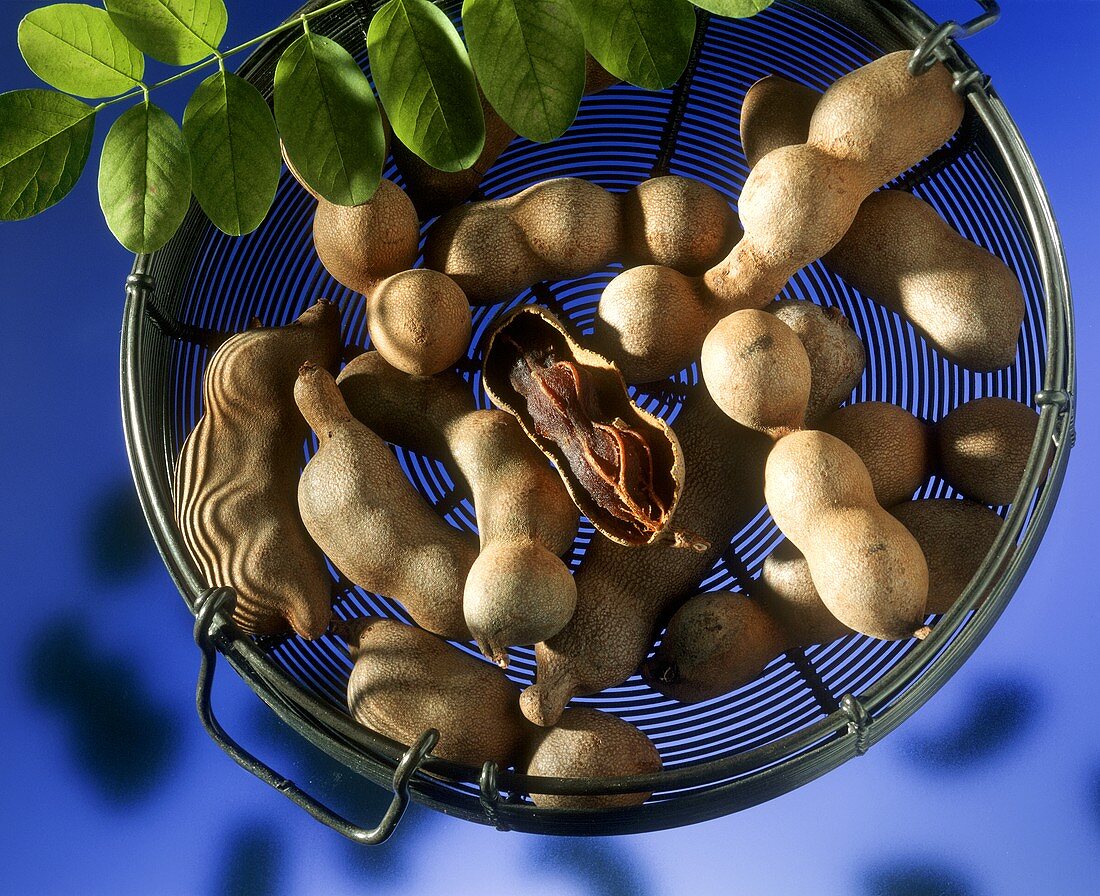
(524, 707, 661, 809)
(622, 176, 740, 273)
(595, 52, 964, 382)
(366, 270, 472, 376)
(296, 364, 476, 640)
(889, 499, 1004, 615)
(769, 300, 866, 426)
(765, 430, 929, 640)
(701, 309, 811, 438)
(174, 300, 341, 639)
(759, 539, 853, 646)
(643, 591, 787, 703)
(742, 76, 1024, 371)
(520, 392, 772, 727)
(337, 353, 579, 664)
(342, 618, 530, 768)
(312, 179, 420, 295)
(822, 402, 931, 507)
(394, 55, 619, 218)
(825, 191, 1025, 370)
(935, 397, 1040, 506)
(424, 177, 623, 304)
(740, 76, 818, 167)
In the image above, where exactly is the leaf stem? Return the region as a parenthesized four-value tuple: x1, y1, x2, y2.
(95, 0, 359, 109)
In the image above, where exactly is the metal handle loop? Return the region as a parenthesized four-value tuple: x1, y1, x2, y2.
(909, 0, 1001, 76)
(193, 588, 438, 845)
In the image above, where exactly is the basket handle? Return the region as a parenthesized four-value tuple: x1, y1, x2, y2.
(193, 588, 438, 845)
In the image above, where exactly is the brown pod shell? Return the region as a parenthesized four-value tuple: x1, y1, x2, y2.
(483, 305, 691, 550)
(174, 300, 341, 640)
(759, 539, 853, 647)
(935, 397, 1039, 506)
(342, 618, 529, 768)
(312, 180, 420, 295)
(765, 430, 929, 640)
(296, 364, 476, 640)
(822, 401, 931, 507)
(769, 300, 866, 426)
(524, 707, 661, 809)
(890, 499, 1004, 615)
(740, 75, 818, 167)
(643, 591, 787, 704)
(622, 175, 740, 274)
(701, 308, 812, 438)
(366, 269, 472, 376)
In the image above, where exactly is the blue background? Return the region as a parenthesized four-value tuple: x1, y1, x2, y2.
(1, 2, 1097, 894)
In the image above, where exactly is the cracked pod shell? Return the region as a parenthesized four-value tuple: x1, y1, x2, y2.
(482, 305, 694, 550)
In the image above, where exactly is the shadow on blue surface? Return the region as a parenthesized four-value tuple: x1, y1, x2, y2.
(859, 859, 977, 896)
(214, 820, 288, 896)
(900, 675, 1041, 772)
(83, 479, 158, 586)
(250, 702, 431, 883)
(21, 613, 182, 804)
(526, 837, 652, 896)
(1089, 764, 1100, 837)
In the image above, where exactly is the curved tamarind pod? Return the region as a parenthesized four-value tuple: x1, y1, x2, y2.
(596, 51, 964, 382)
(296, 364, 476, 640)
(338, 352, 579, 665)
(765, 430, 929, 641)
(340, 617, 530, 768)
(741, 75, 1025, 371)
(424, 177, 623, 304)
(519, 391, 772, 726)
(174, 300, 342, 639)
(393, 55, 620, 217)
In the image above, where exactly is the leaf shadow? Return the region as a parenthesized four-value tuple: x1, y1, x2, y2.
(899, 674, 1041, 773)
(859, 857, 977, 896)
(83, 479, 157, 587)
(213, 820, 288, 896)
(21, 613, 182, 805)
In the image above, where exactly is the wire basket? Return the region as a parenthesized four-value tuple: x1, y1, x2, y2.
(121, 0, 1074, 841)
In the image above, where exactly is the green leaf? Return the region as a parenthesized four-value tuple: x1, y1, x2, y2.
(570, 0, 696, 90)
(104, 0, 227, 66)
(99, 102, 191, 253)
(462, 0, 585, 143)
(689, 0, 774, 16)
(18, 4, 144, 99)
(274, 33, 384, 207)
(182, 71, 279, 236)
(0, 89, 95, 220)
(368, 0, 485, 172)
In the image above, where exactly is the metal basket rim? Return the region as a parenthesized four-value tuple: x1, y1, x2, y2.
(119, 0, 1076, 835)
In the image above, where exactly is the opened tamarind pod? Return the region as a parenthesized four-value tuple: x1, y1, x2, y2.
(174, 300, 342, 640)
(520, 391, 772, 726)
(483, 305, 697, 550)
(741, 75, 1025, 371)
(596, 51, 964, 382)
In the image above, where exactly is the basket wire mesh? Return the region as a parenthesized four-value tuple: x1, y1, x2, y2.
(121, 0, 1074, 839)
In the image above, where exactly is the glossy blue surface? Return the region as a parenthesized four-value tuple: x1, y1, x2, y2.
(0, 2, 1097, 894)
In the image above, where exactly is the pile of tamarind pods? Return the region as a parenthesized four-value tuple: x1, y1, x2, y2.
(174, 50, 1037, 808)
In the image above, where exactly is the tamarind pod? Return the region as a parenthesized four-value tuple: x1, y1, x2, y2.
(174, 300, 342, 639)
